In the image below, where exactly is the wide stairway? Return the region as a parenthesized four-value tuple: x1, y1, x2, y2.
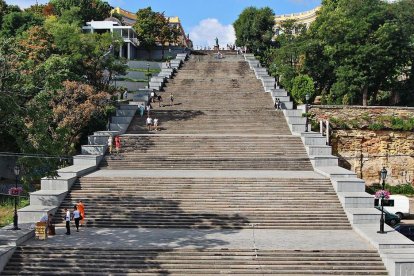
(3, 52, 388, 275)
(53, 177, 350, 229)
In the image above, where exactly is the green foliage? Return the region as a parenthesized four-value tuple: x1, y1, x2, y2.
(291, 74, 315, 104)
(49, 0, 112, 23)
(233, 7, 275, 53)
(0, 7, 126, 183)
(0, 11, 43, 37)
(265, 19, 308, 90)
(323, 114, 414, 131)
(0, 198, 29, 227)
(367, 183, 414, 196)
(329, 117, 350, 129)
(304, 0, 412, 106)
(368, 122, 385, 131)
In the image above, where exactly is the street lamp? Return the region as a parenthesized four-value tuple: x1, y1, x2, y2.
(305, 93, 310, 132)
(13, 165, 20, 230)
(378, 167, 388, 234)
(146, 63, 150, 89)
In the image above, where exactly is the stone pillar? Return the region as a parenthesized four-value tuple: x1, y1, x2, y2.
(127, 43, 131, 60)
(119, 45, 122, 58)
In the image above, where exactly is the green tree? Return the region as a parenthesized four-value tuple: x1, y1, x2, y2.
(158, 16, 180, 60)
(49, 0, 111, 23)
(266, 19, 307, 91)
(233, 7, 275, 53)
(305, 0, 410, 106)
(291, 74, 315, 104)
(0, 11, 43, 37)
(133, 7, 164, 57)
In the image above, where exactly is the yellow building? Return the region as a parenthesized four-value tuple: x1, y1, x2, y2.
(274, 6, 320, 36)
(111, 7, 192, 48)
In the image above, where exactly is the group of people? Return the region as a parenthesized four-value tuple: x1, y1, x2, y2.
(146, 116, 159, 131)
(274, 98, 282, 110)
(38, 200, 85, 236)
(64, 200, 85, 235)
(107, 135, 121, 155)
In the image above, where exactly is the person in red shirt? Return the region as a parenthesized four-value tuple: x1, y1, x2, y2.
(115, 136, 121, 155)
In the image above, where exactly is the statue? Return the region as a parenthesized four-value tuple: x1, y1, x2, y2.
(215, 37, 219, 47)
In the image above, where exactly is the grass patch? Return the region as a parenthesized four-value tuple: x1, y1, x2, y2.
(0, 198, 29, 228)
(128, 68, 161, 74)
(116, 77, 147, 83)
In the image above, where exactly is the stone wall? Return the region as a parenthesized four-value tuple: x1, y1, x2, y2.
(309, 106, 414, 185)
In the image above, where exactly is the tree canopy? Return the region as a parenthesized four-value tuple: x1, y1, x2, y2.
(49, 0, 112, 23)
(0, 0, 126, 181)
(133, 7, 180, 59)
(233, 7, 275, 53)
(254, 0, 414, 106)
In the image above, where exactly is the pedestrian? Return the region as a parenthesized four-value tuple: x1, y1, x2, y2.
(64, 208, 71, 235)
(170, 93, 174, 106)
(153, 118, 159, 131)
(115, 136, 121, 155)
(71, 205, 81, 232)
(123, 90, 128, 100)
(150, 90, 155, 103)
(158, 95, 163, 107)
(275, 98, 281, 110)
(77, 200, 85, 227)
(146, 116, 153, 131)
(107, 135, 113, 155)
(139, 104, 145, 117)
(146, 103, 151, 116)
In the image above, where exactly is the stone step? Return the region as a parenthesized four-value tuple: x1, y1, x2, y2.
(3, 247, 388, 275)
(332, 178, 366, 193)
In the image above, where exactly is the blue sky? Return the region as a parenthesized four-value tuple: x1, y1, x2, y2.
(7, 0, 321, 46)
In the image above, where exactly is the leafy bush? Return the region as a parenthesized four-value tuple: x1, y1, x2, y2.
(329, 117, 350, 129)
(290, 74, 315, 104)
(368, 123, 385, 130)
(366, 183, 414, 196)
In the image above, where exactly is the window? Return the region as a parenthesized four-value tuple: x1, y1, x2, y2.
(374, 199, 395, 207)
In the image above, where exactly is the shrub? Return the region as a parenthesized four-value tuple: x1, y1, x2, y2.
(290, 74, 315, 104)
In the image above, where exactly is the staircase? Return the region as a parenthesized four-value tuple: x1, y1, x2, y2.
(2, 52, 389, 275)
(101, 136, 313, 170)
(2, 247, 388, 275)
(53, 177, 350, 229)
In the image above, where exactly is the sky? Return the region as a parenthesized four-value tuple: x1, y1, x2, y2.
(6, 0, 321, 47)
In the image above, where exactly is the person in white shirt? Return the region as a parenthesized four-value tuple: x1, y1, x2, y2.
(146, 117, 153, 131)
(153, 118, 159, 131)
(72, 205, 81, 232)
(64, 208, 71, 235)
(107, 136, 113, 155)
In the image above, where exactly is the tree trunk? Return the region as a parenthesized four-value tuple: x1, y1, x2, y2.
(391, 90, 400, 105)
(161, 45, 165, 60)
(362, 87, 368, 106)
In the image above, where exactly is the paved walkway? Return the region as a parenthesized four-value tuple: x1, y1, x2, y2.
(87, 170, 326, 179)
(26, 227, 374, 251)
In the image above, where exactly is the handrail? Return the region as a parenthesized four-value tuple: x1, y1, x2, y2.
(319, 120, 330, 145)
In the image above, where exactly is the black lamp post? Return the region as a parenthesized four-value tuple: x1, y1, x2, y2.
(13, 165, 20, 230)
(146, 62, 150, 89)
(378, 167, 388, 234)
(305, 93, 310, 132)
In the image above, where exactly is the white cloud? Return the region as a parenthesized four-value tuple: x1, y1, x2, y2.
(189, 18, 236, 49)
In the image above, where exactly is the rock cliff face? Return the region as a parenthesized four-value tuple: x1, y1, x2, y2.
(310, 106, 414, 185)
